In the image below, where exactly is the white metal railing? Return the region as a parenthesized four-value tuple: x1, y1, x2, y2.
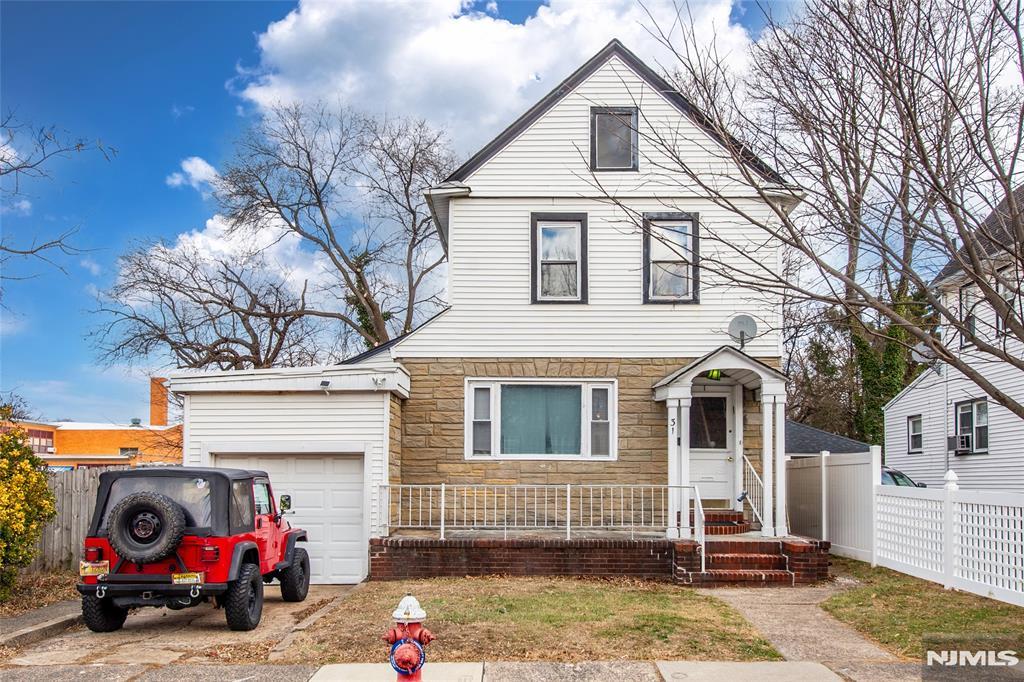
(378, 483, 706, 565)
(742, 455, 764, 525)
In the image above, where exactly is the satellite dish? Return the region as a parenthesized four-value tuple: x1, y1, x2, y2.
(728, 315, 758, 349)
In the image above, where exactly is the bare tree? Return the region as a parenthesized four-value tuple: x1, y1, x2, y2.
(0, 113, 111, 294)
(218, 104, 453, 349)
(606, 0, 1024, 422)
(93, 242, 334, 370)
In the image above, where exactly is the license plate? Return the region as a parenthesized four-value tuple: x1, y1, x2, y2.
(79, 560, 109, 577)
(171, 572, 204, 585)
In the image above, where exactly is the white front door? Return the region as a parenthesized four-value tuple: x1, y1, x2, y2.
(689, 393, 735, 501)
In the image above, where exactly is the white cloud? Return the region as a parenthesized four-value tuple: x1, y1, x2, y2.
(1, 198, 32, 216)
(485, 1, 498, 15)
(80, 257, 102, 276)
(0, 312, 27, 337)
(171, 103, 195, 119)
(238, 0, 751, 153)
(165, 156, 219, 196)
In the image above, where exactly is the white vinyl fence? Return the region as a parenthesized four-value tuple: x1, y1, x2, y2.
(788, 446, 1024, 607)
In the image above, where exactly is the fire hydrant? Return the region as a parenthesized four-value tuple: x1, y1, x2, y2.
(383, 594, 434, 681)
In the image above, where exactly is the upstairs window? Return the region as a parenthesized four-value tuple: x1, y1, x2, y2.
(907, 415, 923, 453)
(531, 213, 588, 303)
(959, 284, 980, 347)
(955, 399, 988, 454)
(643, 212, 699, 303)
(590, 107, 638, 171)
(996, 267, 1021, 336)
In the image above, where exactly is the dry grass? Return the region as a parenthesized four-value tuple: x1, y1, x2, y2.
(281, 576, 781, 664)
(823, 557, 1024, 658)
(0, 572, 78, 618)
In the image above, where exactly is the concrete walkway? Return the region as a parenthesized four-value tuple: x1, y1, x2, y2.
(699, 585, 921, 681)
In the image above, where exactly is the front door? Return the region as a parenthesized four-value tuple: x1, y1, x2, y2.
(689, 394, 734, 501)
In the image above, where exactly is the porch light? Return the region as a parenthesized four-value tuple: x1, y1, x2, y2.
(705, 369, 722, 381)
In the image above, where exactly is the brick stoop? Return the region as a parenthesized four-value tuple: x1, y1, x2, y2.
(690, 510, 752, 535)
(370, 536, 831, 586)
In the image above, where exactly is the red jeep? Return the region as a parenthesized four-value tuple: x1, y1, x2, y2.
(77, 467, 309, 632)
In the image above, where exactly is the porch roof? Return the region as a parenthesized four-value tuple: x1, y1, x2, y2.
(653, 345, 786, 401)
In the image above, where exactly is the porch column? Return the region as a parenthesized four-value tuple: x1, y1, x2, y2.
(760, 392, 775, 536)
(666, 398, 681, 539)
(774, 396, 788, 536)
(679, 395, 692, 538)
(732, 384, 744, 513)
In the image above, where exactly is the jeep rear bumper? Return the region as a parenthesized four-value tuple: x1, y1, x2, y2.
(76, 583, 229, 596)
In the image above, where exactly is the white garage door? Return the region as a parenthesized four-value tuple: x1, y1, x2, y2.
(214, 454, 365, 584)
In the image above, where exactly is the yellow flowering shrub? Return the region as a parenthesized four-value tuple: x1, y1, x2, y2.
(0, 406, 57, 601)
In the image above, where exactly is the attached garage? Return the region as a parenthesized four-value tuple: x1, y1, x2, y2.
(166, 363, 409, 584)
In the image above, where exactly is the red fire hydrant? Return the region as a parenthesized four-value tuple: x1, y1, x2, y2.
(383, 594, 434, 681)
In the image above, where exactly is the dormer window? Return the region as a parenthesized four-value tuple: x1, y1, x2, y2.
(642, 212, 699, 304)
(590, 107, 638, 171)
(531, 213, 588, 303)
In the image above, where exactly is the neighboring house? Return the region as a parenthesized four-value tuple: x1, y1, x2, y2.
(884, 188, 1024, 491)
(168, 40, 828, 585)
(18, 378, 182, 469)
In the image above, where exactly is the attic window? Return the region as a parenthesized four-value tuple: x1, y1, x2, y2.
(591, 107, 638, 171)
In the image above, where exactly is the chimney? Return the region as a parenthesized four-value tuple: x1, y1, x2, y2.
(150, 377, 168, 426)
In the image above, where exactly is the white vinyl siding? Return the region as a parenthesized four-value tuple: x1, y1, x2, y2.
(465, 378, 617, 460)
(394, 197, 780, 358)
(182, 391, 389, 544)
(464, 55, 754, 197)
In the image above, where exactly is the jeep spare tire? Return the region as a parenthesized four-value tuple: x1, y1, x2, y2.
(107, 491, 186, 563)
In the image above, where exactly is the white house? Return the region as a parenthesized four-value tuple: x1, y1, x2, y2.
(169, 40, 824, 585)
(884, 188, 1024, 491)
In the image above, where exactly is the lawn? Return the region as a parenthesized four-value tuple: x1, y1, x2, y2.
(0, 572, 78, 618)
(824, 556, 1024, 658)
(282, 576, 781, 663)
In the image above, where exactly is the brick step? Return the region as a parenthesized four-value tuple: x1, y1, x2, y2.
(681, 569, 794, 587)
(703, 521, 752, 535)
(706, 540, 782, 554)
(690, 510, 746, 523)
(706, 553, 787, 570)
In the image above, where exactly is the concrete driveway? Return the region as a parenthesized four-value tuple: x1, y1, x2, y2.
(6, 585, 350, 668)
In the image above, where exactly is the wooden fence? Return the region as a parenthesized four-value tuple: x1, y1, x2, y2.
(26, 466, 125, 572)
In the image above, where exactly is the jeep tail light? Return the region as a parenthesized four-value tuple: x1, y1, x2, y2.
(84, 546, 102, 562)
(200, 546, 219, 563)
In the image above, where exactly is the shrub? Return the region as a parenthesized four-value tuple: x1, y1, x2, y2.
(0, 406, 56, 601)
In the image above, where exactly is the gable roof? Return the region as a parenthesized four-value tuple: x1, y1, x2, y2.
(932, 185, 1024, 286)
(785, 420, 872, 454)
(444, 39, 787, 186)
(339, 307, 451, 365)
(654, 345, 787, 390)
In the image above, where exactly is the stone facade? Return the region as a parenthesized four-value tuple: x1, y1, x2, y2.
(388, 393, 402, 486)
(393, 357, 775, 495)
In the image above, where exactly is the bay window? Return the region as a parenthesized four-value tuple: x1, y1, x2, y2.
(465, 379, 616, 459)
(643, 212, 699, 303)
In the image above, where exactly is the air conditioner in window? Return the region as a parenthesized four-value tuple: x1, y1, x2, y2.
(46, 446, 55, 453)
(955, 434, 972, 454)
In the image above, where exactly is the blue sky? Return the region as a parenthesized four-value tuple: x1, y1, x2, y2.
(1, 0, 770, 422)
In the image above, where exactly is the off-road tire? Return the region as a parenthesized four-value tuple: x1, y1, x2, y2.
(82, 595, 128, 632)
(279, 547, 310, 602)
(107, 491, 186, 564)
(224, 562, 263, 631)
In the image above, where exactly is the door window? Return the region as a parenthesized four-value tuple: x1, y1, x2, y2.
(690, 397, 728, 449)
(254, 482, 273, 515)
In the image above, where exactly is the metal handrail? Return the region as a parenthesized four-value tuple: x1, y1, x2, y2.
(743, 455, 765, 525)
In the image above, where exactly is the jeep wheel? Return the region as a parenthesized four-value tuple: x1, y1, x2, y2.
(224, 562, 263, 631)
(82, 595, 128, 633)
(279, 547, 310, 602)
(107, 491, 186, 564)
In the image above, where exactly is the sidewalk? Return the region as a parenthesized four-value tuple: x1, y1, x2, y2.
(0, 599, 81, 649)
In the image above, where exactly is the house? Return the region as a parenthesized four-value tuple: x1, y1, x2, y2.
(884, 188, 1023, 491)
(18, 378, 182, 469)
(168, 40, 830, 586)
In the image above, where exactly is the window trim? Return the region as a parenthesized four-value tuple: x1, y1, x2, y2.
(590, 106, 639, 172)
(907, 414, 923, 454)
(530, 213, 588, 304)
(954, 398, 989, 455)
(642, 212, 700, 304)
(464, 377, 618, 461)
